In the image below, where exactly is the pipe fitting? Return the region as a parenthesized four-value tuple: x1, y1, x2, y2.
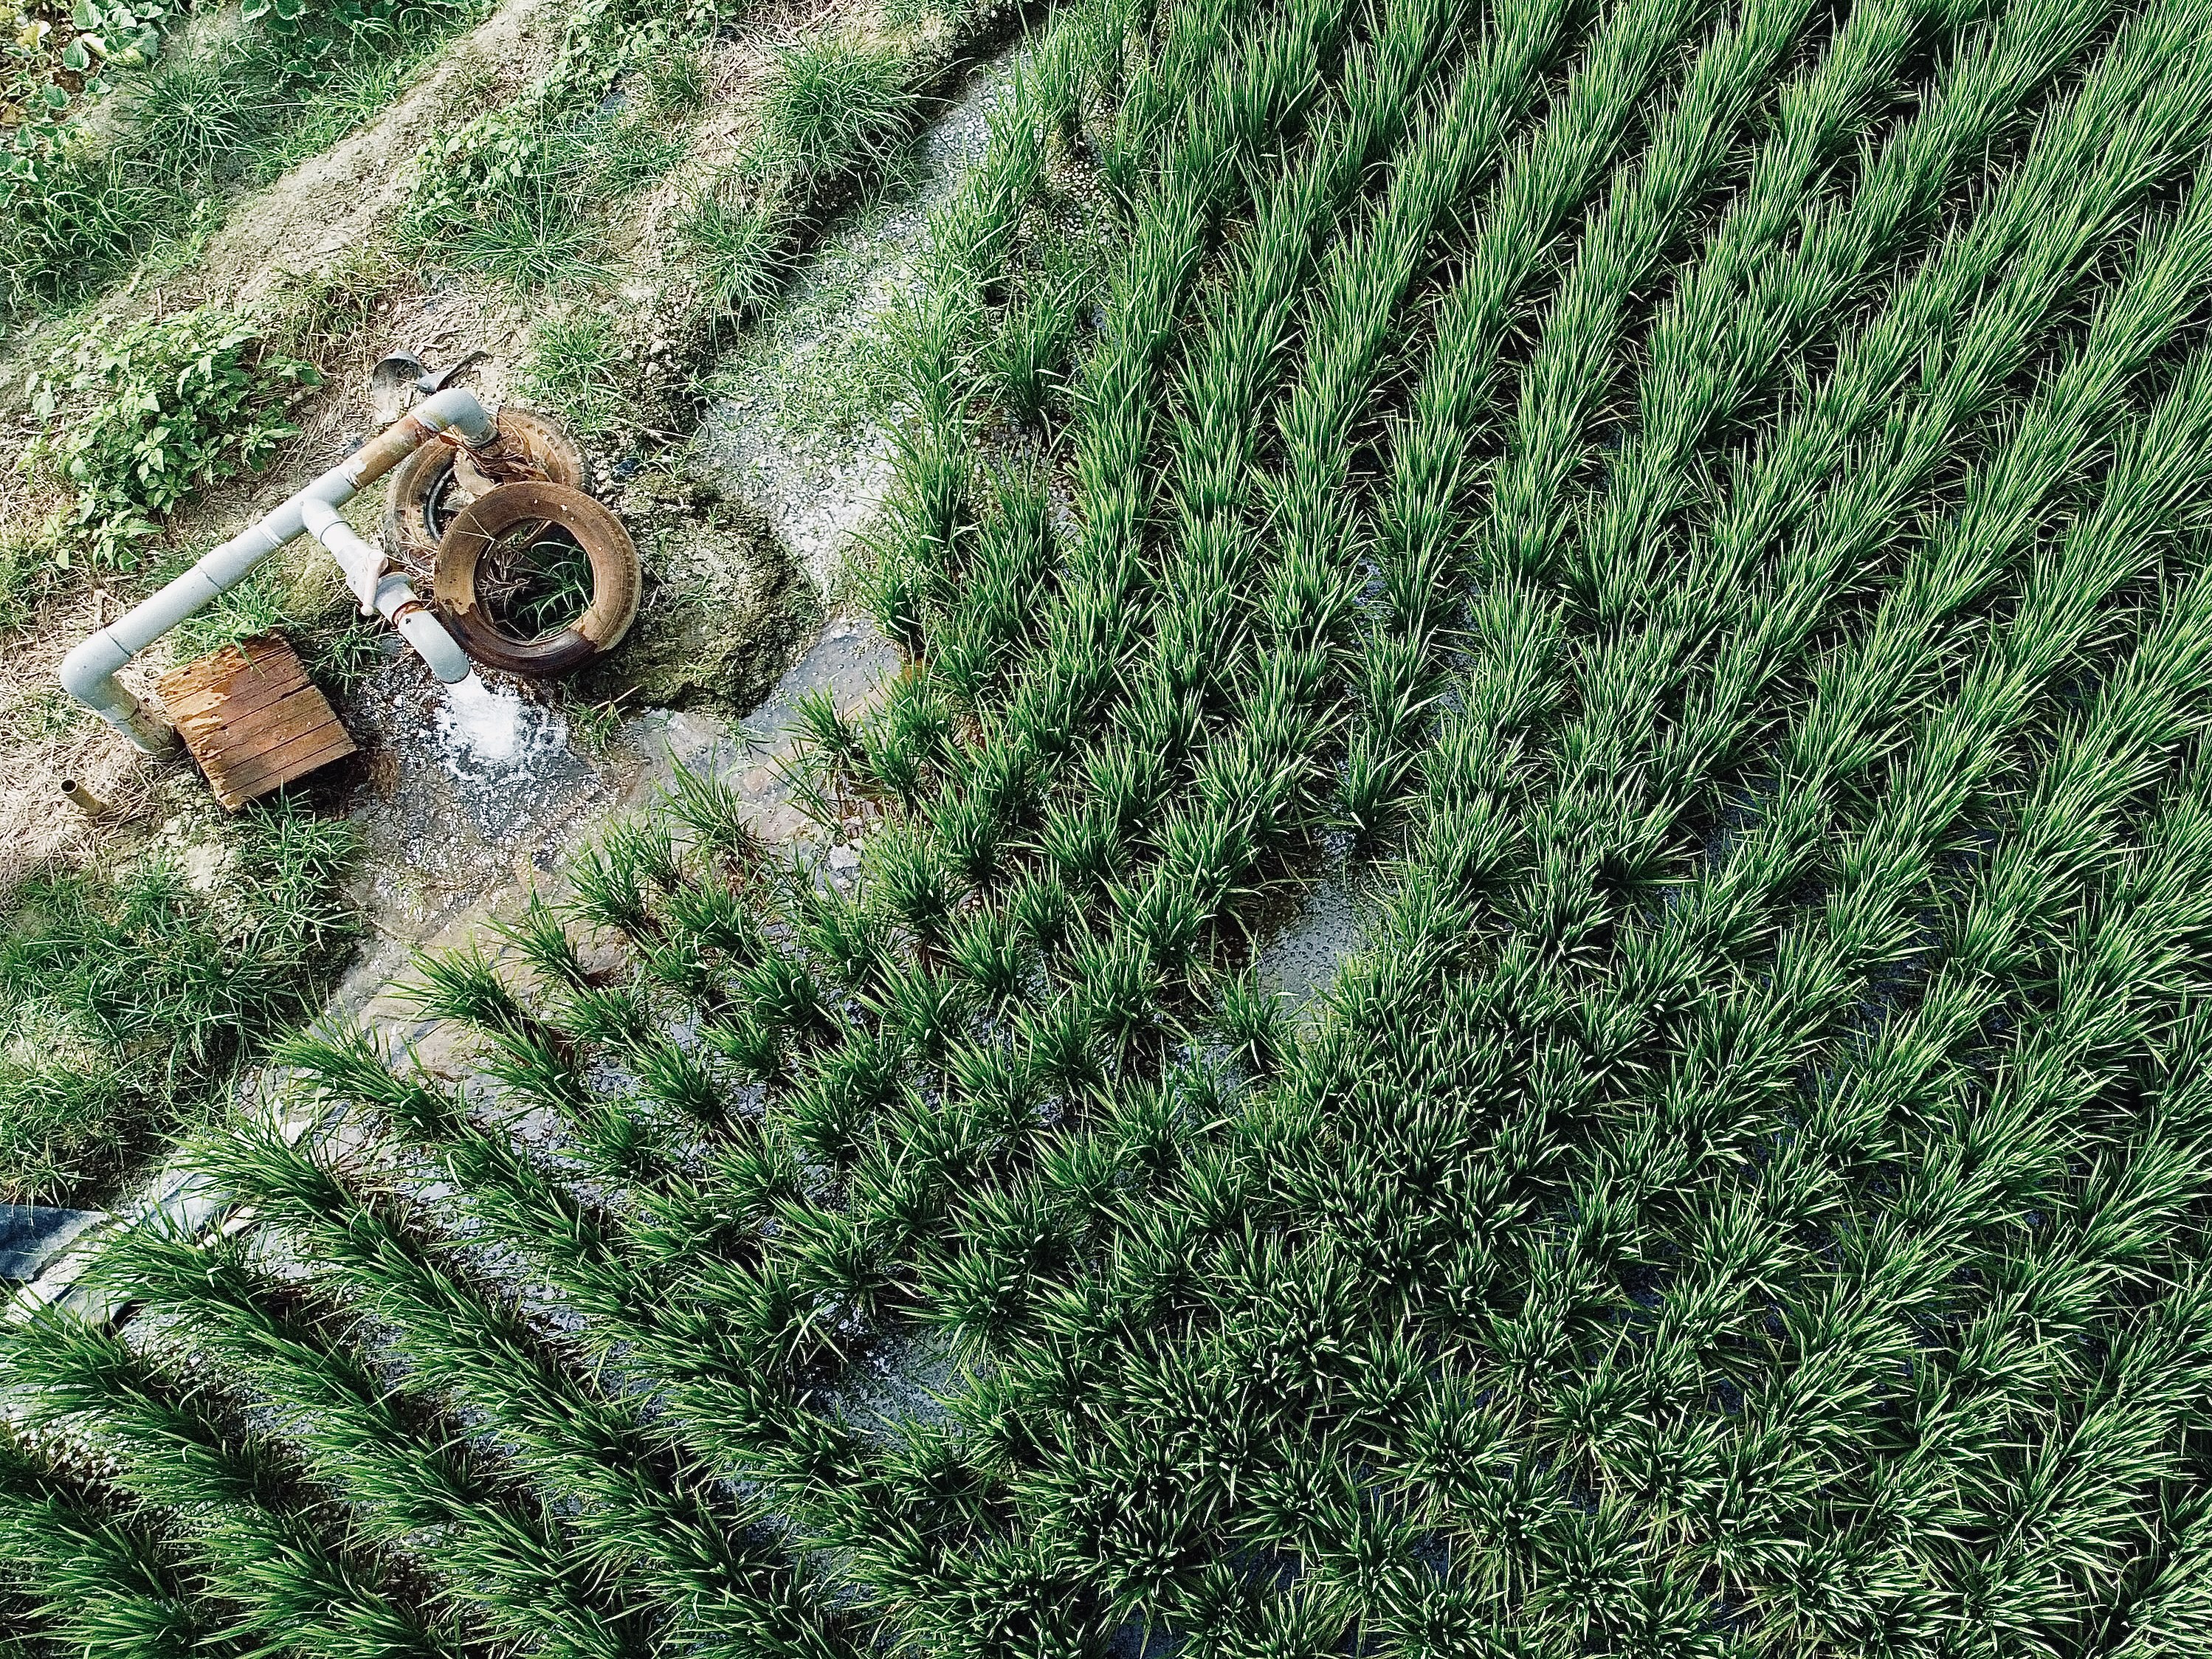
(59, 778, 109, 818)
(387, 593, 473, 686)
(300, 497, 385, 615)
(59, 389, 499, 751)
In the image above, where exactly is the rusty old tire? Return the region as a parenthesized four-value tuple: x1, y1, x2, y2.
(433, 482, 640, 677)
(382, 408, 588, 562)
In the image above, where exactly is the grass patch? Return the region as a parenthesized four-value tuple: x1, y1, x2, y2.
(0, 0, 493, 319)
(516, 307, 638, 438)
(694, 187, 919, 443)
(0, 802, 357, 1204)
(164, 531, 390, 696)
(754, 33, 912, 190)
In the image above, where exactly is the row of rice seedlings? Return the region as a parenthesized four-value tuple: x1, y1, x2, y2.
(79, 1222, 656, 1659)
(0, 1314, 460, 1659)
(1398, 103, 2212, 1398)
(1404, 0, 2212, 968)
(824, 0, 1864, 1253)
(1475, 0, 1901, 585)
(179, 1118, 852, 1659)
(1353, 0, 2128, 852)
(939, 725, 2212, 1642)
(1566, 0, 2128, 619)
(1340, 0, 2025, 848)
(0, 1424, 243, 1659)
(821, 0, 1712, 1176)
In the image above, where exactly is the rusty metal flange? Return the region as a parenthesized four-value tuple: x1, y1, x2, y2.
(433, 481, 641, 677)
(382, 407, 589, 565)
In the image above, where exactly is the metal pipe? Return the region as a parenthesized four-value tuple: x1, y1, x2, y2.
(58, 778, 108, 818)
(58, 390, 499, 752)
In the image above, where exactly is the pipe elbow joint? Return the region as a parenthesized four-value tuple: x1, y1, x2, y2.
(59, 630, 175, 753)
(416, 387, 499, 449)
(59, 632, 129, 706)
(375, 574, 472, 684)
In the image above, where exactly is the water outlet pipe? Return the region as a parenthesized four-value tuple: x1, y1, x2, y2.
(58, 778, 108, 818)
(58, 389, 498, 753)
(299, 499, 472, 685)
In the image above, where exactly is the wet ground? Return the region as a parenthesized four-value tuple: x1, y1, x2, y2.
(332, 618, 901, 1021)
(1255, 879, 1368, 1009)
(331, 50, 1028, 1006)
(695, 49, 1027, 590)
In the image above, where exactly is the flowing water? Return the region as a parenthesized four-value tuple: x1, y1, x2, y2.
(433, 671, 568, 775)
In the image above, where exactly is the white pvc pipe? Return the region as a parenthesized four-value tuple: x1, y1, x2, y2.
(59, 389, 499, 752)
(300, 498, 472, 685)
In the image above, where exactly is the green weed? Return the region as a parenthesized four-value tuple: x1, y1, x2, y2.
(754, 34, 912, 191)
(677, 187, 787, 320)
(517, 308, 635, 437)
(23, 304, 319, 569)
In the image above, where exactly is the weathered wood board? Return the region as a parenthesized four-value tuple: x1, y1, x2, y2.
(155, 633, 356, 810)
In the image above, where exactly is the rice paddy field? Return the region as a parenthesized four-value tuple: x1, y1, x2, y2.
(9, 0, 2212, 1650)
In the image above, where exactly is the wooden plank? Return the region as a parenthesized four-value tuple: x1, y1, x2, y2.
(210, 694, 358, 776)
(218, 734, 359, 805)
(155, 632, 354, 810)
(204, 686, 340, 750)
(217, 749, 356, 808)
(217, 728, 358, 799)
(164, 660, 312, 724)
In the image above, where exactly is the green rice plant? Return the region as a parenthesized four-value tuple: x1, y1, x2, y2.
(24, 0, 2212, 1646)
(190, 1117, 847, 1656)
(0, 1312, 462, 1659)
(82, 1222, 655, 1659)
(568, 827, 663, 941)
(0, 1426, 235, 1659)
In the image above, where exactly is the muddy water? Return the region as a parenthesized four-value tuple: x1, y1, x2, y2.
(1255, 879, 1368, 1010)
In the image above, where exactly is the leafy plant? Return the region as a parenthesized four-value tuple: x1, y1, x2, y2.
(24, 306, 317, 568)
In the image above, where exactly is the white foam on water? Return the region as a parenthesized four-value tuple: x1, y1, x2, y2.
(434, 673, 568, 776)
